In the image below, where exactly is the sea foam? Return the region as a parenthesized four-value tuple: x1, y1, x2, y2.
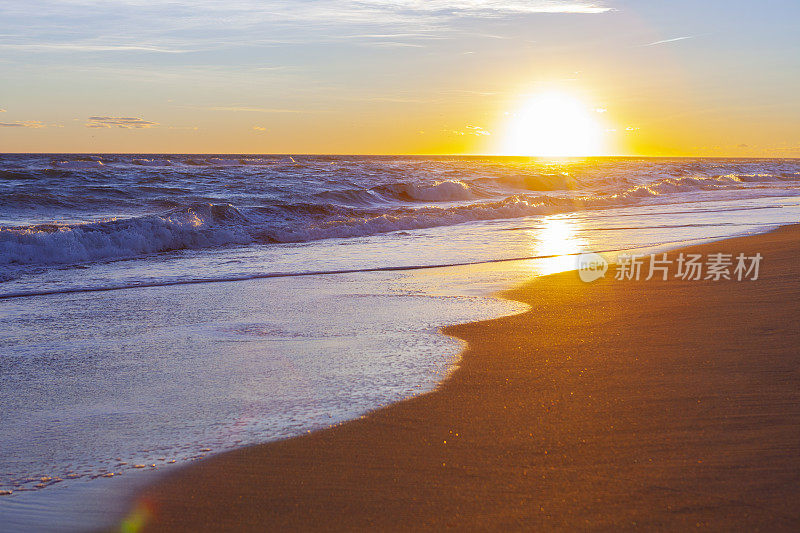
(1, 155, 798, 274)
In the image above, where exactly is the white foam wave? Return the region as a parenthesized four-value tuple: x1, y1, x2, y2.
(52, 160, 105, 170)
(260, 195, 566, 243)
(1, 169, 798, 271)
(132, 158, 172, 166)
(402, 180, 476, 201)
(0, 204, 250, 267)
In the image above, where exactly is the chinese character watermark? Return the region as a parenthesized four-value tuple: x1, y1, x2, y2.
(577, 251, 762, 283)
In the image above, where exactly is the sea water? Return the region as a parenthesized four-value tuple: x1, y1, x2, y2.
(1, 155, 799, 530)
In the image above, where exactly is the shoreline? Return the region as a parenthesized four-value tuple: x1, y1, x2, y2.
(126, 224, 800, 531)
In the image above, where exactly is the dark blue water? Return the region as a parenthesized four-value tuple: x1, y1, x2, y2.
(3, 155, 799, 279)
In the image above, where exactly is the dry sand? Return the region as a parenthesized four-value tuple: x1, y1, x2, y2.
(128, 225, 800, 531)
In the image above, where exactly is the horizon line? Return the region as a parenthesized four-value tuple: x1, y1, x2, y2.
(1, 152, 797, 160)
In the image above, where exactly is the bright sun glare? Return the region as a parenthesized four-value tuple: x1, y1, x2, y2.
(503, 92, 606, 157)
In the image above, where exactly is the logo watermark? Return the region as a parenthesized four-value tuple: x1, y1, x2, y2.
(577, 252, 609, 282)
(577, 252, 762, 283)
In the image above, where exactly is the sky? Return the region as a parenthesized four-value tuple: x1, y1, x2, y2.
(0, 0, 798, 155)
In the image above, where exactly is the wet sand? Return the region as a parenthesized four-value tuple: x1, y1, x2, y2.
(130, 224, 800, 531)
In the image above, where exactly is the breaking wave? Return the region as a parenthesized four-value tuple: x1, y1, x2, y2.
(1, 155, 799, 272)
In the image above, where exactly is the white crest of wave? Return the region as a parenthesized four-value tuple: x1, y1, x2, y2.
(0, 204, 251, 268)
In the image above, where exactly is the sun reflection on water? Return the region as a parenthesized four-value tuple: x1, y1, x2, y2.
(529, 215, 588, 276)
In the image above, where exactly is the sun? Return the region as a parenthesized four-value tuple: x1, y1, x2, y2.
(501, 91, 606, 157)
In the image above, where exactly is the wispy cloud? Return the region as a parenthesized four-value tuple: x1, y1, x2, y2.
(465, 124, 491, 136)
(366, 96, 429, 103)
(644, 36, 693, 47)
(85, 116, 159, 128)
(0, 108, 6, 112)
(364, 41, 426, 48)
(446, 124, 492, 136)
(337, 33, 446, 40)
(0, 43, 188, 53)
(0, 120, 45, 128)
(252, 125, 267, 132)
(392, 1, 611, 15)
(0, 1, 612, 56)
(254, 66, 298, 71)
(207, 106, 315, 114)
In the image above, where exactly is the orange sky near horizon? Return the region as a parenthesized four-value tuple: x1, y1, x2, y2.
(1, 1, 798, 157)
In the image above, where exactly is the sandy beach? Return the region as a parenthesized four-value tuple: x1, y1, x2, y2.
(4, 2, 799, 530)
(121, 223, 800, 531)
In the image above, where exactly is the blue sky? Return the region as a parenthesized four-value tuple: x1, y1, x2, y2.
(1, 0, 798, 154)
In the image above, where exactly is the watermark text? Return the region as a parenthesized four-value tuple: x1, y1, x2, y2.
(577, 252, 762, 283)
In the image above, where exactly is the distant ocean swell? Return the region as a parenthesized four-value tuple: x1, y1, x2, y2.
(2, 169, 799, 272)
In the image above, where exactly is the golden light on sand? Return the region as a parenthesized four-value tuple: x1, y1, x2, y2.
(502, 92, 605, 157)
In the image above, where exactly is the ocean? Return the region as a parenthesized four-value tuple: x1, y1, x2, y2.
(1, 154, 800, 530)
